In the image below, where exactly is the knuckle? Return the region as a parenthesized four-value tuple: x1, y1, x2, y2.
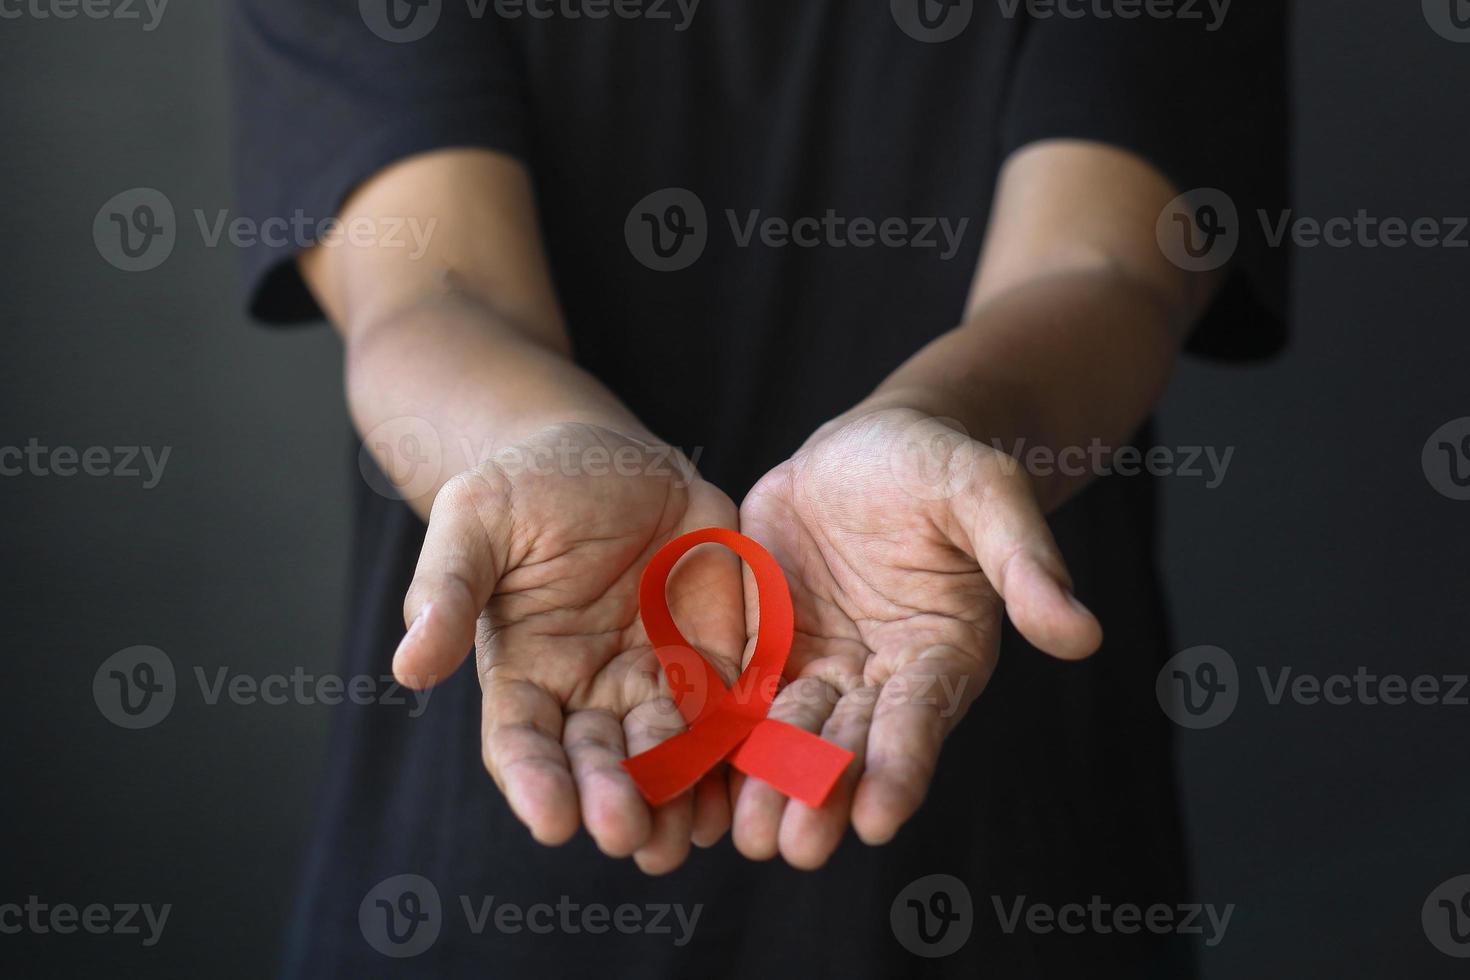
(434, 467, 509, 525)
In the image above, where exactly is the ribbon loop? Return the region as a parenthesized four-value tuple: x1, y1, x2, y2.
(621, 528, 854, 808)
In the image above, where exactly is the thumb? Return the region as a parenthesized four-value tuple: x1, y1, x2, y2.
(950, 452, 1102, 660)
(395, 471, 513, 689)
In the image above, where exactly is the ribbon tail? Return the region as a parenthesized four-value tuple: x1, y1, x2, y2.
(728, 719, 854, 809)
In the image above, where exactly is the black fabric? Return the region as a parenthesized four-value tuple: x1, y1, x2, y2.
(232, 4, 1287, 976)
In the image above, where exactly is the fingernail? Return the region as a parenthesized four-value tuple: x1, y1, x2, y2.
(394, 604, 431, 665)
(409, 603, 431, 636)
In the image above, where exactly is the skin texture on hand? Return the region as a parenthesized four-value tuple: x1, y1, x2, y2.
(391, 422, 747, 874)
(732, 408, 1103, 869)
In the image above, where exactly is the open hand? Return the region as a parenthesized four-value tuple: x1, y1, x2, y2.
(731, 407, 1103, 868)
(392, 422, 745, 873)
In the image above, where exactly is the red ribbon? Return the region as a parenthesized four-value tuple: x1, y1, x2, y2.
(622, 528, 854, 808)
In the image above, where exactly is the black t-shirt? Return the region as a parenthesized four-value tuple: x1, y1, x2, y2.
(232, 4, 1285, 976)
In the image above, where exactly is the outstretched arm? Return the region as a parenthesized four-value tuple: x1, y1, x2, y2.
(301, 148, 741, 873)
(732, 139, 1223, 868)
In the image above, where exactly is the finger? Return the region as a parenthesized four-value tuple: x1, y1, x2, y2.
(483, 674, 580, 846)
(624, 698, 694, 875)
(952, 455, 1102, 660)
(395, 471, 514, 689)
(664, 498, 749, 683)
(852, 645, 989, 845)
(564, 709, 651, 857)
(731, 675, 840, 861)
(636, 793, 694, 876)
(775, 684, 875, 870)
(691, 768, 731, 848)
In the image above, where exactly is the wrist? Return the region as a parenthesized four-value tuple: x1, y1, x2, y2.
(827, 375, 1031, 453)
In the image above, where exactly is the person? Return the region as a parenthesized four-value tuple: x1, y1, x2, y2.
(231, 2, 1286, 975)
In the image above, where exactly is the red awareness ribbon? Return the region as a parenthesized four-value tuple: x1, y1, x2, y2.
(622, 528, 854, 808)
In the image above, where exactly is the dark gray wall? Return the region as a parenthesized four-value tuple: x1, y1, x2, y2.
(3, 6, 350, 977)
(2, 2, 1465, 977)
(1158, 5, 1470, 976)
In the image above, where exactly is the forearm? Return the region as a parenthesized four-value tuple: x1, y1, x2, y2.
(343, 290, 652, 519)
(851, 267, 1182, 512)
(834, 140, 1220, 511)
(296, 149, 654, 519)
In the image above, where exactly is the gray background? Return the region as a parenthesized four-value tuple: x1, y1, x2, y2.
(2, 2, 1467, 977)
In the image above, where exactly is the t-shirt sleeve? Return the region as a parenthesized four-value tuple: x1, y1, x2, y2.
(998, 7, 1289, 360)
(228, 0, 528, 324)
